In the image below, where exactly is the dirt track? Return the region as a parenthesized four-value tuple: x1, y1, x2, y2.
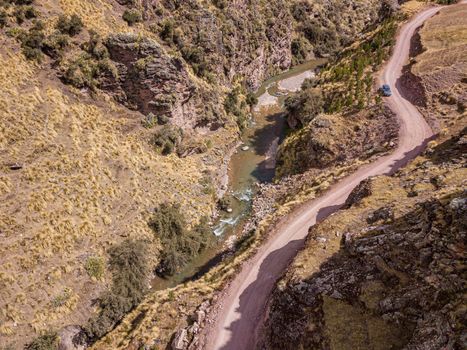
(205, 5, 446, 350)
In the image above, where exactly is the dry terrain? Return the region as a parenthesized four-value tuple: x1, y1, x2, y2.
(260, 3, 467, 349)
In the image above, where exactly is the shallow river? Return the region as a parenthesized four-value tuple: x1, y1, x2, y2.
(152, 58, 326, 290)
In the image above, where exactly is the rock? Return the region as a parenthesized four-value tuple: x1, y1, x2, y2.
(104, 34, 207, 130)
(58, 326, 86, 350)
(171, 329, 188, 350)
(196, 310, 206, 324)
(366, 206, 394, 224)
(9, 163, 23, 170)
(187, 322, 199, 335)
(241, 145, 250, 151)
(226, 208, 233, 213)
(344, 178, 372, 208)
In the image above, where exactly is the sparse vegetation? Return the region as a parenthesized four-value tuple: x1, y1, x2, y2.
(24, 331, 59, 350)
(122, 9, 142, 26)
(85, 256, 105, 280)
(55, 14, 83, 36)
(85, 240, 149, 340)
(153, 125, 182, 155)
(149, 203, 211, 276)
(18, 20, 45, 61)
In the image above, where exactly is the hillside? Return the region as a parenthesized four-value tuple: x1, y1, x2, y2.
(0, 0, 395, 349)
(259, 3, 467, 349)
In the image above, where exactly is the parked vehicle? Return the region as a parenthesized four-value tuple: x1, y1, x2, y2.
(380, 84, 392, 97)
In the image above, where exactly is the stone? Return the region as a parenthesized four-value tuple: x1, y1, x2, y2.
(171, 329, 188, 350)
(58, 326, 86, 350)
(196, 310, 206, 324)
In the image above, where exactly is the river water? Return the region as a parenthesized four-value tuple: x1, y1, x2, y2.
(151, 58, 326, 290)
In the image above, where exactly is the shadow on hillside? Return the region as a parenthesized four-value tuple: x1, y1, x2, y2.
(250, 112, 286, 183)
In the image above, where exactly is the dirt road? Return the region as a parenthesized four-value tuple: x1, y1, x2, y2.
(206, 5, 445, 350)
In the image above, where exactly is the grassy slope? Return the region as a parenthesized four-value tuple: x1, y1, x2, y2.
(0, 1, 234, 346)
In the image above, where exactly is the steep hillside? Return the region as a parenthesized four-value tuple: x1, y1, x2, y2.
(0, 0, 398, 348)
(259, 3, 467, 349)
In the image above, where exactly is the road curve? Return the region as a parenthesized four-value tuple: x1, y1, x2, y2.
(206, 5, 445, 350)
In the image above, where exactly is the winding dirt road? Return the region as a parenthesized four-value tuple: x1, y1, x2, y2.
(206, 5, 446, 350)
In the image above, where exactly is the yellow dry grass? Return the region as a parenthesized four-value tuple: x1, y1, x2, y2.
(414, 3, 467, 76)
(0, 43, 232, 347)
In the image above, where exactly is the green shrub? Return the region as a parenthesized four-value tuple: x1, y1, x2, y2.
(19, 21, 45, 61)
(153, 125, 182, 155)
(85, 240, 149, 340)
(224, 87, 249, 131)
(25, 331, 59, 350)
(284, 88, 324, 128)
(62, 53, 117, 90)
(122, 9, 142, 26)
(42, 33, 69, 58)
(82, 30, 109, 59)
(85, 256, 105, 279)
(149, 203, 211, 276)
(246, 92, 258, 107)
(56, 14, 83, 36)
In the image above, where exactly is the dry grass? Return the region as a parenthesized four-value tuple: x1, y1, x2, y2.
(413, 3, 467, 137)
(0, 42, 233, 347)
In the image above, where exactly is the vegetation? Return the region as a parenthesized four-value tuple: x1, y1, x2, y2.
(18, 20, 45, 61)
(61, 32, 117, 90)
(51, 287, 72, 308)
(149, 203, 211, 276)
(85, 256, 105, 280)
(85, 240, 149, 340)
(24, 331, 59, 350)
(224, 87, 250, 131)
(122, 9, 142, 26)
(322, 18, 397, 113)
(284, 88, 324, 128)
(55, 14, 83, 36)
(153, 125, 182, 155)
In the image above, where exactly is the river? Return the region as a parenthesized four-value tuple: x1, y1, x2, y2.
(151, 58, 326, 290)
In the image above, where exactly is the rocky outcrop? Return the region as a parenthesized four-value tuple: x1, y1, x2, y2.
(104, 33, 211, 129)
(170, 300, 211, 350)
(276, 106, 398, 177)
(260, 191, 466, 349)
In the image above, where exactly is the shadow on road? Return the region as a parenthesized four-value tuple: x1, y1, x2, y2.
(219, 239, 306, 350)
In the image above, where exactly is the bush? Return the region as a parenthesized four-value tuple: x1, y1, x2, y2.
(56, 14, 83, 36)
(149, 203, 211, 276)
(62, 53, 117, 90)
(51, 288, 72, 308)
(153, 125, 182, 155)
(19, 21, 45, 61)
(25, 331, 59, 350)
(42, 33, 69, 58)
(284, 88, 324, 128)
(82, 30, 109, 60)
(122, 9, 142, 26)
(224, 87, 249, 131)
(85, 240, 149, 340)
(85, 256, 105, 279)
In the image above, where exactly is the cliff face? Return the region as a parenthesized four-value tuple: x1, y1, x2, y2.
(259, 4, 467, 349)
